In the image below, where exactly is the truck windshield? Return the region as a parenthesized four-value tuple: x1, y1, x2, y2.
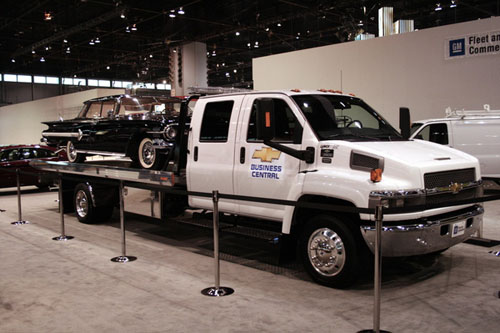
(292, 95, 403, 141)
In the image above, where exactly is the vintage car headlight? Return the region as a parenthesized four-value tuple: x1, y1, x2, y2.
(163, 125, 177, 140)
(369, 189, 426, 209)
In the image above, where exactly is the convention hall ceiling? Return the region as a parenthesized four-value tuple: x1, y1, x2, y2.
(1, 0, 498, 88)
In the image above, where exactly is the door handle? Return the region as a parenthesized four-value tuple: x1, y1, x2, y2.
(240, 147, 245, 164)
(194, 146, 198, 161)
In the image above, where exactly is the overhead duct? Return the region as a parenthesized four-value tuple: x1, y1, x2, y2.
(378, 7, 394, 37)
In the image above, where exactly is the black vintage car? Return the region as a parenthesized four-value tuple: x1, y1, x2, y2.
(41, 95, 191, 170)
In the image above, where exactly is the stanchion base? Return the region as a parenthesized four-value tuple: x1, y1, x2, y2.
(358, 330, 391, 333)
(52, 235, 74, 241)
(201, 287, 234, 297)
(11, 220, 29, 225)
(110, 256, 137, 263)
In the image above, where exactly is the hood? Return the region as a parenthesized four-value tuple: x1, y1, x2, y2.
(349, 139, 478, 167)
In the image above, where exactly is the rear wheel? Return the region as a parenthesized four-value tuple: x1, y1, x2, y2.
(66, 141, 85, 163)
(299, 215, 361, 288)
(74, 183, 113, 223)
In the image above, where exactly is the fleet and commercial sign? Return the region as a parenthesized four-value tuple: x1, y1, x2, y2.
(445, 30, 500, 59)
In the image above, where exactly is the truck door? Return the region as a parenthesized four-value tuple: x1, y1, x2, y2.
(233, 94, 305, 221)
(187, 96, 245, 214)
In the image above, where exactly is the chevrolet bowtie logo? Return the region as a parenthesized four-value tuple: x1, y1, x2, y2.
(449, 182, 464, 194)
(252, 147, 281, 163)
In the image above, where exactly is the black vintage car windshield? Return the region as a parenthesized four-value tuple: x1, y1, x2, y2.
(292, 94, 403, 141)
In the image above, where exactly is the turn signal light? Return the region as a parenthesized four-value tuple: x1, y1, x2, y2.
(370, 168, 382, 182)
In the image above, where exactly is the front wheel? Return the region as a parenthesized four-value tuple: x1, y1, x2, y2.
(137, 137, 163, 169)
(299, 215, 361, 288)
(66, 141, 85, 163)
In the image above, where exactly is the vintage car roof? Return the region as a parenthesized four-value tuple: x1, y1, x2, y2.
(83, 94, 184, 103)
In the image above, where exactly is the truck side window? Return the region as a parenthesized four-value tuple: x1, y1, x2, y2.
(199, 101, 234, 142)
(247, 98, 302, 143)
(417, 123, 449, 145)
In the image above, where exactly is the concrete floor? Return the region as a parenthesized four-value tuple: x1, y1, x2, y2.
(1, 186, 500, 333)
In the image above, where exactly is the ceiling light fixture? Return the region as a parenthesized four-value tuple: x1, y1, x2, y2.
(131, 24, 137, 31)
(125, 26, 131, 33)
(277, 23, 282, 27)
(178, 7, 185, 15)
(11, 58, 15, 63)
(95, 37, 100, 43)
(63, 39, 68, 43)
(450, 0, 457, 8)
(66, 47, 71, 54)
(44, 12, 52, 21)
(106, 66, 110, 70)
(120, 12, 126, 19)
(40, 57, 45, 62)
(32, 50, 36, 54)
(235, 31, 240, 36)
(89, 39, 95, 45)
(435, 3, 443, 11)
(169, 10, 176, 18)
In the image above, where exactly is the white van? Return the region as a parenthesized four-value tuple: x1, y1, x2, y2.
(410, 105, 500, 181)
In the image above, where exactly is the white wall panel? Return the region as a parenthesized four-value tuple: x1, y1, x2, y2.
(0, 88, 124, 145)
(253, 17, 500, 126)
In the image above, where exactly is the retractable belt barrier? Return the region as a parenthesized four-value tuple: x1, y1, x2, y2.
(2, 162, 500, 331)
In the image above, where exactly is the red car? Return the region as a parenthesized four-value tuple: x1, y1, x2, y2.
(0, 144, 67, 189)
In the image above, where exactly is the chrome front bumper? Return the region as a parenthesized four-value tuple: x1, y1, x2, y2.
(360, 205, 483, 257)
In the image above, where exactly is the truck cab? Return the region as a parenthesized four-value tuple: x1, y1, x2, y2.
(186, 90, 483, 287)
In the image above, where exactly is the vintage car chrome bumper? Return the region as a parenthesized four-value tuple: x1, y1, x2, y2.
(360, 205, 483, 257)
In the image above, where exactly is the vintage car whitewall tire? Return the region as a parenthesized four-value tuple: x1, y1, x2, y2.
(138, 137, 162, 169)
(299, 215, 360, 288)
(66, 141, 85, 163)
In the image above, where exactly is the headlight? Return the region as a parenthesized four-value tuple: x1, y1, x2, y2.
(369, 189, 425, 209)
(163, 125, 177, 140)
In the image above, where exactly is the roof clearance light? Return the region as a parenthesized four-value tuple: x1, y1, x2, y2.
(291, 89, 301, 92)
(370, 169, 382, 183)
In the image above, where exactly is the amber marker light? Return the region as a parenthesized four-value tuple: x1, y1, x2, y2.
(265, 111, 271, 127)
(370, 168, 382, 182)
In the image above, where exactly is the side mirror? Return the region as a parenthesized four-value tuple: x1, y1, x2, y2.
(399, 107, 411, 140)
(255, 99, 275, 141)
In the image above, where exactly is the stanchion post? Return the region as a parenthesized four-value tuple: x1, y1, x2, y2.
(111, 181, 137, 263)
(201, 190, 234, 297)
(52, 175, 73, 241)
(11, 168, 29, 225)
(359, 204, 391, 333)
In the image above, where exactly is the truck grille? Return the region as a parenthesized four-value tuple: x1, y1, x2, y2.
(424, 168, 479, 206)
(424, 168, 475, 189)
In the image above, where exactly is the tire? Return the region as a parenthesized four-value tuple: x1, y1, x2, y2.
(74, 183, 113, 224)
(66, 141, 85, 163)
(137, 137, 163, 169)
(299, 215, 361, 288)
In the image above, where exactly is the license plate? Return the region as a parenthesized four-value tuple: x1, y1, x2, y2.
(451, 220, 466, 238)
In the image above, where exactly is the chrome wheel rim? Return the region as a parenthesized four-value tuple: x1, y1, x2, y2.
(67, 142, 77, 162)
(141, 140, 155, 166)
(75, 190, 88, 218)
(308, 227, 346, 277)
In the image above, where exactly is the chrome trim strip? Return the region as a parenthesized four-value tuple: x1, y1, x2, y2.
(75, 150, 126, 157)
(42, 132, 80, 138)
(426, 180, 483, 195)
(370, 189, 425, 198)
